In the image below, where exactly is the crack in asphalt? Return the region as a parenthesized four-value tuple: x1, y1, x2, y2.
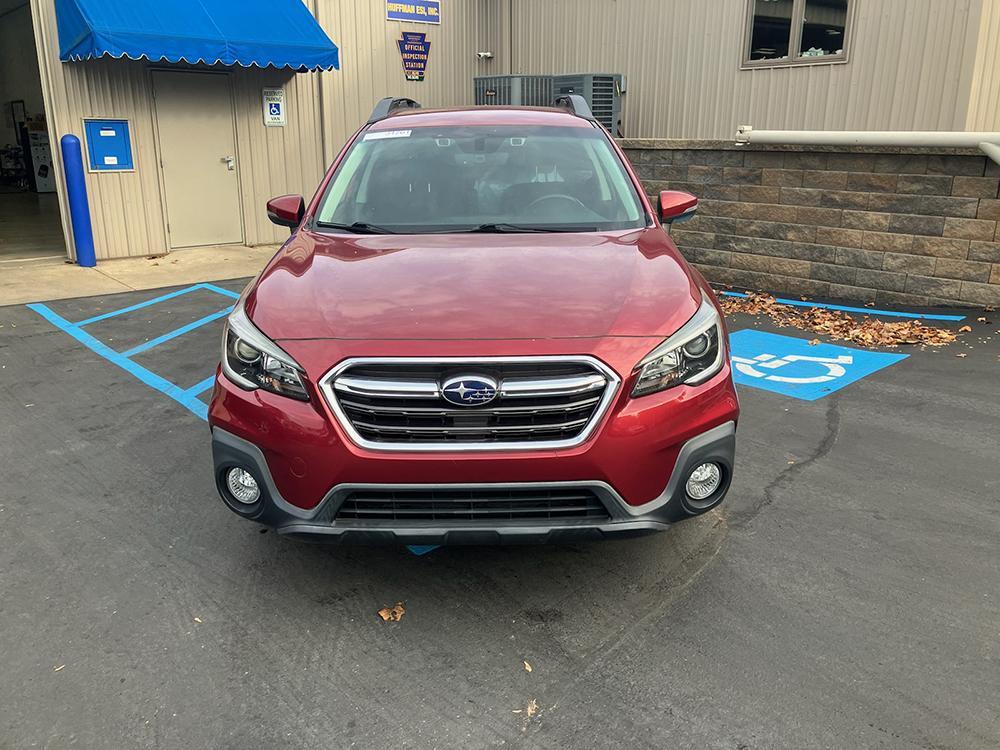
(733, 395, 843, 529)
(511, 515, 731, 745)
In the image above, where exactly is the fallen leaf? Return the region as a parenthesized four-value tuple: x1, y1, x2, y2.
(523, 660, 533, 673)
(53, 665, 65, 672)
(377, 602, 405, 622)
(986, 306, 996, 312)
(808, 339, 820, 346)
(977, 317, 988, 322)
(193, 617, 202, 624)
(720, 292, 957, 349)
(959, 325, 972, 332)
(526, 699, 539, 718)
(956, 353, 968, 358)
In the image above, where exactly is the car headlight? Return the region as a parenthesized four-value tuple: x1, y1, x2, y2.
(632, 291, 725, 397)
(221, 300, 309, 401)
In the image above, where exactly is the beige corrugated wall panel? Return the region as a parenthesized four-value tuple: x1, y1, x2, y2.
(30, 0, 492, 260)
(506, 0, 983, 138)
(231, 68, 326, 246)
(31, 0, 169, 259)
(314, 0, 494, 163)
(966, 0, 1000, 129)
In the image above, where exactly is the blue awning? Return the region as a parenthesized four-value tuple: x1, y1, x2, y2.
(56, 0, 340, 71)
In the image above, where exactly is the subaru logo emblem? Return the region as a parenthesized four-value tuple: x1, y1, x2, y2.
(440, 374, 499, 407)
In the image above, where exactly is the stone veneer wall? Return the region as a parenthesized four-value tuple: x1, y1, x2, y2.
(619, 140, 1000, 308)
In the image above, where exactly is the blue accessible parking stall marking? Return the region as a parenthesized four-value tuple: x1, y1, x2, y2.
(729, 329, 908, 401)
(27, 282, 241, 421)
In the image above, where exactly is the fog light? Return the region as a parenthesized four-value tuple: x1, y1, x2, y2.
(226, 468, 260, 505)
(685, 462, 722, 500)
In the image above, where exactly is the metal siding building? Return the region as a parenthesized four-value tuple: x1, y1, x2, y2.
(14, 0, 1000, 262)
(497, 0, 992, 138)
(26, 0, 490, 260)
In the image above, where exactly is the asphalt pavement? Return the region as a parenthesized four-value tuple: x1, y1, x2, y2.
(1, 282, 997, 749)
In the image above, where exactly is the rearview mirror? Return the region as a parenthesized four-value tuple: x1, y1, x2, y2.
(658, 190, 698, 225)
(267, 194, 305, 231)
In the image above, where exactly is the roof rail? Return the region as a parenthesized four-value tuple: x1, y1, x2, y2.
(367, 97, 421, 124)
(554, 94, 596, 123)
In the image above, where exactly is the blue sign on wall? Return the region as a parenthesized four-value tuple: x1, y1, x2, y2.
(397, 32, 431, 81)
(729, 329, 908, 401)
(83, 119, 134, 171)
(386, 1, 441, 25)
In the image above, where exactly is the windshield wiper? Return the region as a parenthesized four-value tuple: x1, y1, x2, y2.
(464, 223, 596, 234)
(314, 221, 394, 235)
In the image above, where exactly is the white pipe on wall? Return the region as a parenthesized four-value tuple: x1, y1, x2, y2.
(977, 142, 1000, 166)
(735, 126, 1000, 165)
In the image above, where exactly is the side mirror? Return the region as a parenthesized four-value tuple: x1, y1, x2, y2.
(658, 190, 698, 225)
(266, 194, 305, 231)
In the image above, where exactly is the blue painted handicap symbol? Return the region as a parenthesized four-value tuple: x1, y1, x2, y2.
(729, 329, 908, 401)
(269, 103, 281, 116)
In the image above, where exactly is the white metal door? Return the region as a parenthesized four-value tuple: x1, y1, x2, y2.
(152, 71, 243, 248)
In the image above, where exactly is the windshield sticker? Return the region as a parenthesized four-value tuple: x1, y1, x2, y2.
(364, 130, 412, 141)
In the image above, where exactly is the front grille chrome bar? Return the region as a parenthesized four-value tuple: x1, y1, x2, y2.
(349, 417, 590, 434)
(501, 374, 607, 397)
(319, 356, 621, 452)
(337, 393, 602, 417)
(333, 376, 440, 399)
(333, 373, 608, 400)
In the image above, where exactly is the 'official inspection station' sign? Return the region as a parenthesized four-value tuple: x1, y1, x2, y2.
(387, 1, 441, 25)
(397, 32, 431, 81)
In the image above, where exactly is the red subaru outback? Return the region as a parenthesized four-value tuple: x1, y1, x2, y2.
(208, 96, 739, 544)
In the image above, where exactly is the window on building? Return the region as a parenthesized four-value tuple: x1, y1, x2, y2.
(745, 0, 850, 67)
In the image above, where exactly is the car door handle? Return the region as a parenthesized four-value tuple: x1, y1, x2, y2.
(221, 156, 235, 171)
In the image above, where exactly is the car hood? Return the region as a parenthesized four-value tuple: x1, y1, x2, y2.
(246, 228, 701, 342)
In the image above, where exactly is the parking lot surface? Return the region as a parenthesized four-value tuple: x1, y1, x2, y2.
(1, 282, 998, 749)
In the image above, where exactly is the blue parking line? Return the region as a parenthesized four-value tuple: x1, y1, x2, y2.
(185, 374, 218, 397)
(197, 282, 242, 300)
(74, 282, 240, 326)
(75, 286, 203, 326)
(27, 303, 209, 421)
(718, 291, 966, 321)
(407, 545, 440, 556)
(120, 306, 232, 357)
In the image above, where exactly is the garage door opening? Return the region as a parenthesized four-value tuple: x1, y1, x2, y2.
(0, 0, 66, 263)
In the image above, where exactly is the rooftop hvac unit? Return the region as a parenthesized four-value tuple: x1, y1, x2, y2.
(552, 74, 625, 134)
(474, 75, 553, 107)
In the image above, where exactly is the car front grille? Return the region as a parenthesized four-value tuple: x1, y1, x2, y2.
(321, 358, 619, 450)
(334, 487, 610, 524)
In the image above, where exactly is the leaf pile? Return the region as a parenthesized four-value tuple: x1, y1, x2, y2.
(720, 293, 958, 348)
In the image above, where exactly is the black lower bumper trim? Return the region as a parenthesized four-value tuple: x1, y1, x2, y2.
(210, 422, 736, 545)
(279, 521, 667, 546)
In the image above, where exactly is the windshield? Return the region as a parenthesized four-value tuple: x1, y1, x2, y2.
(315, 125, 646, 233)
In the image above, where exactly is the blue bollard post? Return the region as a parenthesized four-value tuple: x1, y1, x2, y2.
(59, 134, 97, 267)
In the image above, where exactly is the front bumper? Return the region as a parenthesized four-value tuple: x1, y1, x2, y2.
(211, 421, 736, 545)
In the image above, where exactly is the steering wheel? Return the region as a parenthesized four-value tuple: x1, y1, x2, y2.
(525, 193, 588, 212)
